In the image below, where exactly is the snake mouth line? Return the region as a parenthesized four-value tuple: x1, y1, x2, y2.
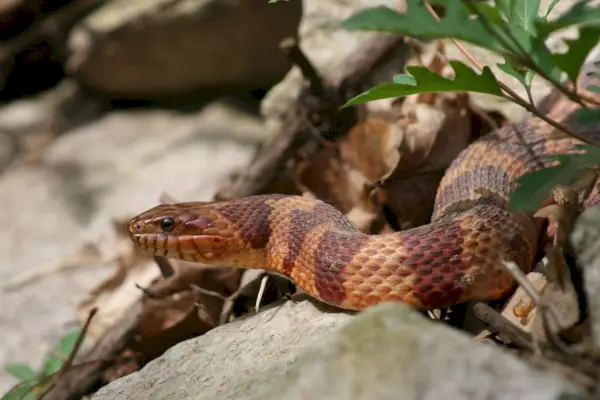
(131, 233, 226, 258)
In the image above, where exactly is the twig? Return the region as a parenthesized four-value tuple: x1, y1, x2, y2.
(255, 274, 270, 315)
(280, 37, 325, 97)
(500, 260, 575, 356)
(500, 260, 541, 303)
(38, 307, 98, 399)
(42, 300, 143, 400)
(473, 302, 535, 351)
(189, 284, 229, 301)
(423, 1, 600, 147)
(153, 256, 175, 278)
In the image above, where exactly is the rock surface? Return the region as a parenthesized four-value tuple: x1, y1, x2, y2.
(260, 0, 398, 131)
(0, 100, 265, 393)
(66, 0, 302, 99)
(91, 300, 586, 399)
(571, 204, 600, 350)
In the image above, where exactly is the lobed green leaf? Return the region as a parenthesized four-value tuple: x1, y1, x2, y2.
(536, 0, 600, 38)
(495, 0, 541, 32)
(341, 1, 510, 54)
(552, 26, 600, 84)
(342, 61, 503, 107)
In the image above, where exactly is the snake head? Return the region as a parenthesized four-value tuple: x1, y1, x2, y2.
(128, 202, 236, 263)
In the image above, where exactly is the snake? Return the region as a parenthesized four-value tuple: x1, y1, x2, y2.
(128, 78, 600, 312)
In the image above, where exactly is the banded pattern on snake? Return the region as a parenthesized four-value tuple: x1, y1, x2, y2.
(128, 73, 600, 311)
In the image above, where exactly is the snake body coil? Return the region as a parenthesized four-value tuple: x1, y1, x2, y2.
(129, 91, 600, 311)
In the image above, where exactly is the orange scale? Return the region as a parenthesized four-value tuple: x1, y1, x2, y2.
(381, 248, 396, 256)
(385, 275, 404, 286)
(366, 263, 381, 272)
(358, 269, 374, 278)
(375, 286, 392, 296)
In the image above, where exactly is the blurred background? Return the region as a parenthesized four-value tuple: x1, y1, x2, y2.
(0, 0, 306, 394)
(0, 0, 594, 398)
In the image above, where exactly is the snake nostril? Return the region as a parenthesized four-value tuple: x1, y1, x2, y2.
(135, 223, 142, 231)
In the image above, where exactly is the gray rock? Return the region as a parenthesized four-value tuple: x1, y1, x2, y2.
(0, 101, 264, 393)
(92, 300, 586, 400)
(260, 0, 398, 132)
(66, 0, 302, 99)
(571, 204, 600, 349)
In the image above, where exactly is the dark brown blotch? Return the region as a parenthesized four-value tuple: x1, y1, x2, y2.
(314, 231, 368, 305)
(215, 194, 287, 249)
(282, 202, 358, 275)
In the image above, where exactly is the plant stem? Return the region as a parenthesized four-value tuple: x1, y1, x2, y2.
(423, 1, 600, 147)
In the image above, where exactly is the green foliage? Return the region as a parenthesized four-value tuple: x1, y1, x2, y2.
(341, 2, 510, 54)
(552, 26, 600, 84)
(4, 364, 37, 382)
(2, 382, 39, 400)
(2, 329, 84, 400)
(536, 1, 600, 37)
(341, 0, 600, 94)
(343, 61, 502, 106)
(43, 330, 83, 376)
(340, 0, 600, 212)
(510, 145, 600, 211)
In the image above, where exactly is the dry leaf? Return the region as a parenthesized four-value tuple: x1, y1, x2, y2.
(293, 146, 363, 214)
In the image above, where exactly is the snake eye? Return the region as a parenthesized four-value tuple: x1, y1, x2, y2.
(161, 217, 175, 232)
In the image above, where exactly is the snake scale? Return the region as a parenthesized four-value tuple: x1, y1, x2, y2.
(128, 70, 600, 311)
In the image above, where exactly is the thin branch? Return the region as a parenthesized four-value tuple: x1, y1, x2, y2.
(500, 261, 575, 356)
(473, 302, 535, 351)
(280, 37, 325, 97)
(423, 1, 600, 147)
(38, 307, 98, 399)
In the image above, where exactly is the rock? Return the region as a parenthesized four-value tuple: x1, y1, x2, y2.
(571, 204, 600, 350)
(260, 0, 399, 132)
(91, 300, 586, 399)
(0, 100, 265, 394)
(66, 0, 302, 99)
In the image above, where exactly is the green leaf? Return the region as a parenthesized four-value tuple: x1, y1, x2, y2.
(42, 329, 84, 377)
(42, 356, 63, 377)
(497, 62, 531, 86)
(536, 1, 600, 38)
(342, 1, 562, 83)
(468, 1, 507, 25)
(4, 363, 37, 381)
(2, 382, 39, 400)
(54, 330, 82, 357)
(510, 145, 600, 211)
(503, 22, 563, 83)
(342, 61, 503, 107)
(552, 26, 600, 84)
(575, 108, 600, 126)
(495, 0, 541, 32)
(341, 2, 510, 54)
(589, 85, 600, 94)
